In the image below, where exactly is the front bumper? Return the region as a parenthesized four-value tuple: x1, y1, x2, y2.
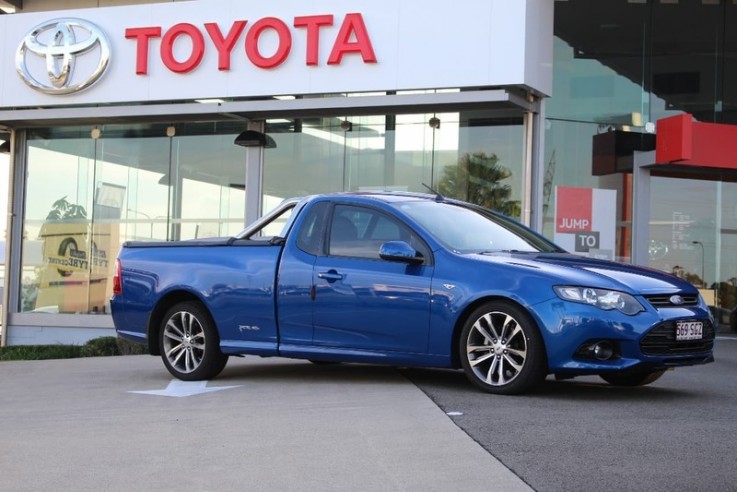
(530, 296, 715, 375)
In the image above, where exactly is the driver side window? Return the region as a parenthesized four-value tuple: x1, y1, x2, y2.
(328, 205, 428, 262)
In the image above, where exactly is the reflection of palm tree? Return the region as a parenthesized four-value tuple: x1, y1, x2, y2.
(542, 150, 556, 217)
(46, 196, 87, 220)
(437, 152, 521, 217)
(43, 196, 88, 277)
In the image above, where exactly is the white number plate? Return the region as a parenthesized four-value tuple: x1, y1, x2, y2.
(676, 321, 703, 341)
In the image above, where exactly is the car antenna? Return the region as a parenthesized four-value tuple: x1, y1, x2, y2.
(422, 182, 445, 202)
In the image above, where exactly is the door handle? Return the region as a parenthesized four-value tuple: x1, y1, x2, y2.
(317, 270, 344, 282)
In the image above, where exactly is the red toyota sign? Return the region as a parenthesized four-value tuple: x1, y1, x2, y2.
(125, 13, 377, 74)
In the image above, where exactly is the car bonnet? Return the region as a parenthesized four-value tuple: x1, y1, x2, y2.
(475, 252, 698, 295)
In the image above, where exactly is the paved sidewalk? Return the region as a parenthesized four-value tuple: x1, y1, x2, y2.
(0, 355, 531, 491)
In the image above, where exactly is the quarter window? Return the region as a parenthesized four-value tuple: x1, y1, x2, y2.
(296, 201, 328, 255)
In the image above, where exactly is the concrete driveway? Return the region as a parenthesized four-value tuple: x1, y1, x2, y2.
(0, 355, 531, 491)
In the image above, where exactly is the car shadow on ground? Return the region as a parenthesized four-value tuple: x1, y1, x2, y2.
(215, 357, 409, 387)
(398, 366, 702, 402)
(214, 358, 701, 402)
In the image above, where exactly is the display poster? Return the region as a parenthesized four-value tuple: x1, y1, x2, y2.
(554, 186, 616, 260)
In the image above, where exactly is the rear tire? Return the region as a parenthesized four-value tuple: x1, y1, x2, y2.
(459, 301, 547, 395)
(159, 301, 228, 381)
(599, 369, 666, 387)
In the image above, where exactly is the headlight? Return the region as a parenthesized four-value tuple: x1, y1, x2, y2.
(554, 286, 644, 315)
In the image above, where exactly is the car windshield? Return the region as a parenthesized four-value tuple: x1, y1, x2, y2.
(398, 201, 563, 254)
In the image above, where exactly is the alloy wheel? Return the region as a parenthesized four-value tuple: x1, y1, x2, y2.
(466, 311, 528, 387)
(162, 310, 206, 374)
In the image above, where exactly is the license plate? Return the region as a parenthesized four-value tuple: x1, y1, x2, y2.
(676, 321, 703, 341)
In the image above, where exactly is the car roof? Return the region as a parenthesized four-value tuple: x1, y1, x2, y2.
(311, 190, 443, 204)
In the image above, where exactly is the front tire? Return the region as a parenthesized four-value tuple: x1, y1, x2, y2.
(599, 370, 666, 387)
(460, 301, 547, 395)
(159, 301, 228, 381)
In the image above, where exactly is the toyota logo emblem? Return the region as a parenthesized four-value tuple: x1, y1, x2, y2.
(16, 18, 110, 95)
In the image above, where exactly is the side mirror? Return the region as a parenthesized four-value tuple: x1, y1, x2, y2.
(379, 241, 424, 265)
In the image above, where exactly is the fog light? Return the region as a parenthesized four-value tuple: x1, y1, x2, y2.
(593, 341, 615, 361)
(573, 340, 621, 361)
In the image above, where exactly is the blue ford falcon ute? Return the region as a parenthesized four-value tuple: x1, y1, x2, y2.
(111, 192, 715, 394)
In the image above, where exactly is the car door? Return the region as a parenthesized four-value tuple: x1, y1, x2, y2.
(312, 204, 434, 354)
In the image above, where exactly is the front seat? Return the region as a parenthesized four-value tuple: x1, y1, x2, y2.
(330, 216, 359, 245)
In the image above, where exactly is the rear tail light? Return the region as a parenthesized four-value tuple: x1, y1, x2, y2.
(113, 259, 122, 295)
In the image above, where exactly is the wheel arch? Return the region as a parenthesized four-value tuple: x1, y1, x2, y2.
(449, 295, 549, 371)
(146, 290, 210, 356)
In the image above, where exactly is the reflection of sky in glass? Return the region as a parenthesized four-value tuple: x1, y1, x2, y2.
(23, 135, 246, 243)
(548, 37, 681, 126)
(263, 115, 524, 217)
(649, 177, 737, 289)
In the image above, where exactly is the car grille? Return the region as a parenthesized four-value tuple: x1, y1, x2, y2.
(644, 294, 699, 308)
(640, 320, 715, 356)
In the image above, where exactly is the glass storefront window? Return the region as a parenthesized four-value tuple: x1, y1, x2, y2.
(547, 0, 737, 267)
(552, 0, 728, 126)
(542, 119, 632, 262)
(551, 0, 648, 126)
(263, 111, 525, 220)
(648, 176, 737, 322)
(648, 177, 717, 287)
(22, 129, 96, 314)
(20, 123, 245, 315)
(18, 111, 527, 318)
(548, 0, 737, 326)
(650, 0, 722, 124)
(438, 113, 524, 218)
(175, 129, 248, 239)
